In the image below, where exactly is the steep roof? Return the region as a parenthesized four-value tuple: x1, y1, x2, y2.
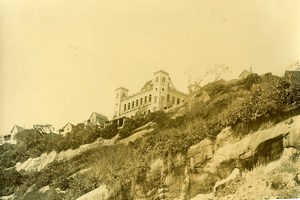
(10, 125, 25, 134)
(140, 80, 153, 91)
(90, 112, 109, 121)
(239, 69, 253, 79)
(59, 123, 74, 131)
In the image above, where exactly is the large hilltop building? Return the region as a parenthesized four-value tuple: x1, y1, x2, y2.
(113, 70, 187, 119)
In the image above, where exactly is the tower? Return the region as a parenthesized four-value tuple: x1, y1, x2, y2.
(114, 87, 128, 118)
(152, 70, 170, 111)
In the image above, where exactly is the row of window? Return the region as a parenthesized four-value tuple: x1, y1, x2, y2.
(123, 94, 184, 112)
(124, 94, 152, 111)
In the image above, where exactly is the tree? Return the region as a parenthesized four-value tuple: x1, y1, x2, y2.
(207, 64, 231, 82)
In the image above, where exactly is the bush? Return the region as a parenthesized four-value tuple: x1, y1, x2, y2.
(98, 124, 118, 139)
(0, 168, 23, 196)
(119, 118, 142, 138)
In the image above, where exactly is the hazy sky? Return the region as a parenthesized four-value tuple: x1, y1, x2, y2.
(1, 0, 300, 133)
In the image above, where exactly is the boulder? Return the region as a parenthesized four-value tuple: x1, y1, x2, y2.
(163, 174, 184, 199)
(283, 118, 300, 148)
(214, 168, 240, 193)
(214, 127, 237, 150)
(187, 138, 214, 169)
(190, 193, 214, 200)
(0, 194, 14, 200)
(188, 170, 218, 196)
(38, 185, 50, 193)
(76, 185, 109, 200)
(147, 158, 165, 182)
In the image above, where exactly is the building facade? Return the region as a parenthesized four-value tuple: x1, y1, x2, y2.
(113, 70, 187, 119)
(33, 124, 55, 134)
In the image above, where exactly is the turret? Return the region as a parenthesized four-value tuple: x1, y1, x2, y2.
(114, 87, 129, 118)
(152, 70, 170, 110)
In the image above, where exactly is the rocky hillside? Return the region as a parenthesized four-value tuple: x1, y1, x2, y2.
(0, 73, 300, 200)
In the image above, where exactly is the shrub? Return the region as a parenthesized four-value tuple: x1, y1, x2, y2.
(241, 73, 261, 90)
(99, 124, 118, 139)
(0, 168, 23, 196)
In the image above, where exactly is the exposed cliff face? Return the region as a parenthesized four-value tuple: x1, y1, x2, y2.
(5, 115, 300, 200)
(129, 115, 300, 199)
(15, 128, 154, 172)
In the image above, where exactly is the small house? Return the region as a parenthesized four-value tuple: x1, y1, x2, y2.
(85, 112, 109, 127)
(58, 123, 74, 135)
(0, 125, 26, 145)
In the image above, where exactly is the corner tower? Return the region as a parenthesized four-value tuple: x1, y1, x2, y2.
(114, 87, 128, 118)
(152, 70, 170, 111)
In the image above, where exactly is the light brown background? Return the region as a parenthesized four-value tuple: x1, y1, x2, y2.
(1, 0, 299, 132)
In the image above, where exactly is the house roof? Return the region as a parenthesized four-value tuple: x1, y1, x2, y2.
(59, 123, 74, 131)
(239, 69, 253, 79)
(10, 125, 25, 133)
(90, 112, 109, 121)
(140, 80, 153, 91)
(154, 70, 169, 75)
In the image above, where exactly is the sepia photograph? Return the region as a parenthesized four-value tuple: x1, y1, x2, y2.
(0, 0, 300, 199)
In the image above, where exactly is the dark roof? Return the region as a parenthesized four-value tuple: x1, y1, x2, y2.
(90, 112, 109, 121)
(10, 125, 25, 133)
(154, 70, 169, 75)
(239, 69, 253, 79)
(140, 80, 153, 91)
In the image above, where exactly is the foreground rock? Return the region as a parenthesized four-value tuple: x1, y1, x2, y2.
(76, 185, 109, 200)
(203, 115, 300, 178)
(187, 115, 300, 199)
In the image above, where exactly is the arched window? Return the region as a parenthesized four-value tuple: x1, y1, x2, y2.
(140, 98, 143, 105)
(124, 104, 126, 111)
(136, 99, 139, 106)
(144, 96, 147, 103)
(162, 88, 164, 91)
(177, 98, 180, 105)
(149, 94, 152, 102)
(156, 76, 159, 82)
(167, 94, 170, 102)
(172, 96, 175, 104)
(132, 101, 134, 108)
(128, 103, 130, 110)
(162, 77, 166, 83)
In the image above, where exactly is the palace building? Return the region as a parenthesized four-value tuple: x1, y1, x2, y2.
(113, 70, 187, 119)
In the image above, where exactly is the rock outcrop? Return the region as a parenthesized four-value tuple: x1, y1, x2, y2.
(187, 115, 300, 199)
(76, 185, 109, 200)
(203, 116, 300, 178)
(187, 138, 214, 169)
